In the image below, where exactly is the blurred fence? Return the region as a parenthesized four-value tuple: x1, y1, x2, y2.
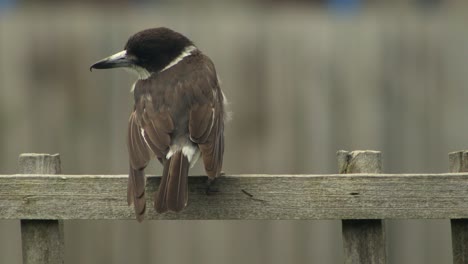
(0, 6, 468, 264)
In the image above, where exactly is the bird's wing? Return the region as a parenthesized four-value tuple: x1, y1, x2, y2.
(128, 111, 151, 170)
(127, 93, 174, 220)
(186, 56, 225, 179)
(131, 78, 175, 162)
(127, 111, 150, 221)
(190, 102, 224, 178)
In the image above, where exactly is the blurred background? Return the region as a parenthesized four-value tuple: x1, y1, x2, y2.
(1, 0, 468, 263)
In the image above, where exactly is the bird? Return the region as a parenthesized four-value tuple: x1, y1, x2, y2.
(90, 27, 226, 221)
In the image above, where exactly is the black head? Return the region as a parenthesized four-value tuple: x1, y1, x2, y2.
(90, 27, 194, 73)
(125, 28, 193, 72)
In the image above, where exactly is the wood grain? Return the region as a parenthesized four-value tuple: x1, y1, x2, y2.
(18, 154, 64, 264)
(450, 151, 468, 264)
(339, 150, 386, 264)
(2, 172, 468, 220)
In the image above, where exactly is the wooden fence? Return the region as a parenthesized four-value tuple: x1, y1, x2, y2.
(1, 150, 468, 264)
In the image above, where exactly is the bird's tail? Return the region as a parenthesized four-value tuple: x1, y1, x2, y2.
(154, 151, 189, 213)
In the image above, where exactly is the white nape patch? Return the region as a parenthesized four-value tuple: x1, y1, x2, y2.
(166, 144, 200, 167)
(161, 45, 197, 72)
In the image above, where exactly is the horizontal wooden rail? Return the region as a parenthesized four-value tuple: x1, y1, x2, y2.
(2, 173, 468, 220)
(3, 151, 468, 264)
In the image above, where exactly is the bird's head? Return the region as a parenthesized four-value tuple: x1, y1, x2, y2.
(90, 27, 195, 78)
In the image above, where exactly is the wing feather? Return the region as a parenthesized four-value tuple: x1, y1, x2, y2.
(198, 117, 224, 177)
(189, 104, 214, 143)
(128, 112, 150, 170)
(127, 112, 152, 221)
(188, 82, 225, 178)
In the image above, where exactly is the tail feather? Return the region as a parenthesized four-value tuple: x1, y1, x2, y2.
(154, 159, 170, 213)
(128, 167, 146, 222)
(167, 152, 189, 211)
(155, 151, 189, 213)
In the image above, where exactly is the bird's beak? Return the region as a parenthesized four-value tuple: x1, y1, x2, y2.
(90, 50, 133, 71)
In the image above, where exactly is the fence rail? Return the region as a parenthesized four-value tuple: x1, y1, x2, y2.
(3, 172, 468, 220)
(1, 150, 467, 263)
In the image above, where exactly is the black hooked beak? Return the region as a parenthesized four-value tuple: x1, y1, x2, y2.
(90, 50, 134, 71)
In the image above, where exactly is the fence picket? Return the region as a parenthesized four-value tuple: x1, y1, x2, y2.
(18, 154, 64, 264)
(338, 150, 386, 264)
(450, 151, 468, 264)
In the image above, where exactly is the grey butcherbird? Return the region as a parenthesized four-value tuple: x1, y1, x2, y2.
(90, 27, 226, 221)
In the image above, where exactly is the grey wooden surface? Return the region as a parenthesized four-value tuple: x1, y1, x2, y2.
(18, 154, 64, 264)
(339, 150, 386, 264)
(2, 171, 468, 220)
(450, 151, 468, 264)
(341, 220, 387, 264)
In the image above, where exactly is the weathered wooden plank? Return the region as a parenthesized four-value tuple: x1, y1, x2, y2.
(18, 154, 62, 175)
(450, 151, 468, 264)
(339, 150, 386, 264)
(21, 220, 64, 264)
(18, 154, 64, 264)
(341, 220, 386, 264)
(2, 172, 468, 220)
